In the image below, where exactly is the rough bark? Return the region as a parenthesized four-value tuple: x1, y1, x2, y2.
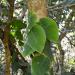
(27, 0, 48, 19)
(2, 0, 14, 75)
(3, 26, 11, 75)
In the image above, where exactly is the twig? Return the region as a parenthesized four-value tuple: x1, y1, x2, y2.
(66, 36, 75, 47)
(48, 2, 75, 11)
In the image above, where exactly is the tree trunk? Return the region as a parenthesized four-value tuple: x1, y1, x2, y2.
(3, 26, 11, 75)
(27, 0, 48, 19)
(3, 0, 14, 75)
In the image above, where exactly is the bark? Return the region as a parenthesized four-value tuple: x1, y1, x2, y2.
(2, 0, 14, 75)
(27, 0, 48, 19)
(3, 26, 11, 75)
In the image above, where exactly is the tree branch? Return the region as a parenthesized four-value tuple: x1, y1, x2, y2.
(48, 2, 75, 11)
(66, 36, 75, 47)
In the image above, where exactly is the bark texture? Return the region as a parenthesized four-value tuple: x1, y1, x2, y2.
(27, 0, 48, 19)
(3, 0, 14, 75)
(3, 26, 11, 75)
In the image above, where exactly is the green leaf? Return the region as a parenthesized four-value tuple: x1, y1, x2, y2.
(39, 17, 59, 43)
(10, 28, 24, 46)
(23, 25, 46, 56)
(15, 30, 23, 41)
(11, 18, 26, 30)
(28, 11, 37, 29)
(31, 55, 50, 75)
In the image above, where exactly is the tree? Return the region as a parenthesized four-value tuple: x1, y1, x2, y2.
(2, 0, 14, 75)
(27, 0, 48, 19)
(1, 0, 75, 75)
(47, 0, 75, 75)
(0, 0, 58, 75)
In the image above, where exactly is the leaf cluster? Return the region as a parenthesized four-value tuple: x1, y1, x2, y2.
(23, 11, 59, 75)
(10, 18, 27, 46)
